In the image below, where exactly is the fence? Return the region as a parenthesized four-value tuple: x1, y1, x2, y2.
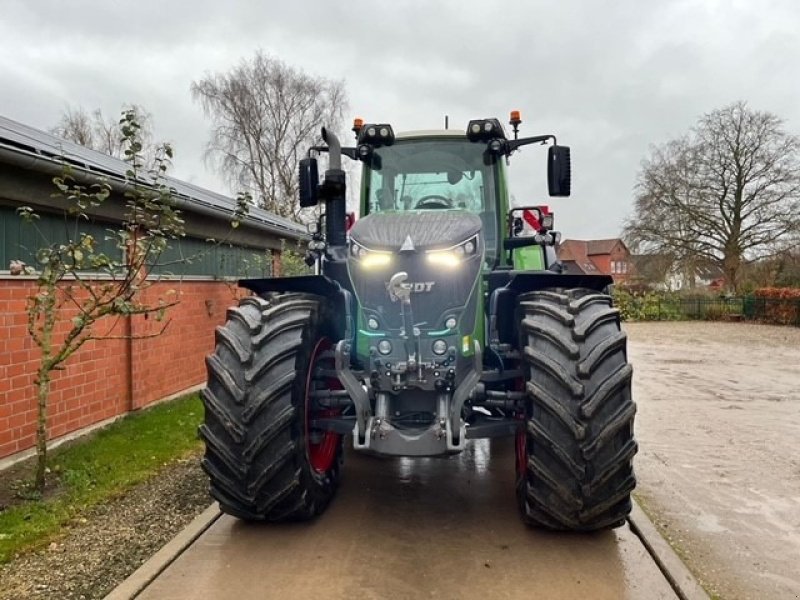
(614, 293, 800, 326)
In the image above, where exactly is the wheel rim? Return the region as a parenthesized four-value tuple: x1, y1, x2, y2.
(515, 423, 527, 477)
(514, 375, 527, 477)
(305, 338, 342, 474)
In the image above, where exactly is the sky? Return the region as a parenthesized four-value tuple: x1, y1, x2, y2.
(1, 0, 799, 239)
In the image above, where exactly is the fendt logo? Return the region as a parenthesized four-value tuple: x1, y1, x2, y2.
(392, 281, 435, 293)
(409, 282, 435, 293)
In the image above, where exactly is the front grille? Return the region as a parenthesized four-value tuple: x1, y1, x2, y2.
(350, 252, 481, 331)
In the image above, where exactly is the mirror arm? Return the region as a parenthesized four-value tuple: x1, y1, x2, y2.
(506, 134, 556, 154)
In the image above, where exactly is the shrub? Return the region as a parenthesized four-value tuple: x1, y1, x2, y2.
(613, 288, 685, 321)
(753, 287, 800, 325)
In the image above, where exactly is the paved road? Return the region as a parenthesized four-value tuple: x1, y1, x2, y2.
(136, 438, 677, 599)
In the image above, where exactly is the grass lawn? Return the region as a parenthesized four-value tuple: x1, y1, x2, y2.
(0, 393, 204, 563)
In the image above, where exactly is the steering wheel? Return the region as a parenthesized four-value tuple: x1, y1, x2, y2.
(415, 195, 452, 209)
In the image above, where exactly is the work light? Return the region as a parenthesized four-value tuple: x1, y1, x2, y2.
(357, 123, 395, 147)
(466, 118, 506, 142)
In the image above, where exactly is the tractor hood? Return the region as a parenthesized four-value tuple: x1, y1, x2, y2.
(346, 210, 484, 336)
(349, 210, 481, 251)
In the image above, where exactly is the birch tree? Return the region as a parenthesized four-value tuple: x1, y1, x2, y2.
(191, 51, 347, 221)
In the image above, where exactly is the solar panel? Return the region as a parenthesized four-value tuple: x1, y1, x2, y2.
(0, 114, 305, 238)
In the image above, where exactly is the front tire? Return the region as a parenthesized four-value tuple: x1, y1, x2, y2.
(516, 289, 636, 531)
(200, 293, 343, 521)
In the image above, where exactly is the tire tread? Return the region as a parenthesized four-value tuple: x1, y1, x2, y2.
(517, 288, 637, 531)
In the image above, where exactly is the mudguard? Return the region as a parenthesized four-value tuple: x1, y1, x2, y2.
(486, 271, 614, 346)
(239, 275, 353, 343)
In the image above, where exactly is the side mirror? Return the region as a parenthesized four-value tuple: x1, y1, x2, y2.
(299, 157, 319, 208)
(547, 145, 571, 197)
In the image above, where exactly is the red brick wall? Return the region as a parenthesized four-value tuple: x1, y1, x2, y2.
(0, 279, 242, 459)
(590, 242, 633, 283)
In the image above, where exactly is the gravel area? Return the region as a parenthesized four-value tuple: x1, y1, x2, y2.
(626, 321, 800, 600)
(0, 455, 211, 600)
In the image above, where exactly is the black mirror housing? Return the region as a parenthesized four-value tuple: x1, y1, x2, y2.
(548, 145, 571, 197)
(299, 157, 319, 207)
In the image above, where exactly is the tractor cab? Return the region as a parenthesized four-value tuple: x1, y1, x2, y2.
(359, 131, 502, 268)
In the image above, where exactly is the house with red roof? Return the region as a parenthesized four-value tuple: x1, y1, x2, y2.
(557, 238, 634, 283)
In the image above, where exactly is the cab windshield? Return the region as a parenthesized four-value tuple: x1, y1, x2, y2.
(362, 138, 499, 261)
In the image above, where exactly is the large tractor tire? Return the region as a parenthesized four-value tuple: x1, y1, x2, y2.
(515, 289, 636, 531)
(199, 293, 343, 521)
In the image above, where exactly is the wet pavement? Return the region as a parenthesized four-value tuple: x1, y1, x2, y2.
(137, 438, 677, 600)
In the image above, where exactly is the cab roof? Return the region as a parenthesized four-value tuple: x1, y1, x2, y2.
(395, 129, 468, 140)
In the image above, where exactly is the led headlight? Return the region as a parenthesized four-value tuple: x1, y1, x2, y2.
(362, 253, 391, 268)
(350, 240, 392, 269)
(426, 234, 479, 268)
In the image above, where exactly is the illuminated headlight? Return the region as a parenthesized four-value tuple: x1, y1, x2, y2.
(426, 234, 479, 268)
(362, 253, 391, 268)
(445, 317, 457, 330)
(432, 339, 447, 355)
(351, 241, 392, 269)
(367, 317, 379, 330)
(377, 340, 392, 355)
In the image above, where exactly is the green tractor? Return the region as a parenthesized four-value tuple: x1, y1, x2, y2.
(200, 113, 636, 531)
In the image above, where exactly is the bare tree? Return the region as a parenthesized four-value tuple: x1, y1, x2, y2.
(191, 51, 347, 221)
(625, 102, 800, 293)
(50, 104, 154, 159)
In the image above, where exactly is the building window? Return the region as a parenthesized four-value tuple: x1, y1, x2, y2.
(611, 260, 617, 274)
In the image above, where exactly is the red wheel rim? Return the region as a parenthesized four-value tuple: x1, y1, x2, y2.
(305, 338, 342, 474)
(514, 376, 527, 477)
(515, 423, 527, 476)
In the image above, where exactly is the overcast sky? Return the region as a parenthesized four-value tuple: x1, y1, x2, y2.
(2, 0, 799, 239)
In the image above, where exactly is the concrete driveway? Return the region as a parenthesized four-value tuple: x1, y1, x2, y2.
(128, 438, 681, 600)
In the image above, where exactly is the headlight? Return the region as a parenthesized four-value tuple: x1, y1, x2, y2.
(426, 235, 479, 268)
(351, 240, 392, 269)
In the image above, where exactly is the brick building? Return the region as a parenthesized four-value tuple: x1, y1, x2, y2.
(557, 238, 634, 283)
(0, 115, 305, 460)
